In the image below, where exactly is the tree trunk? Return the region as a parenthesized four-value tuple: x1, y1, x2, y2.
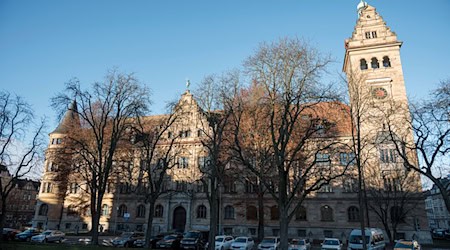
(279, 205, 289, 250)
(145, 200, 156, 249)
(208, 189, 218, 250)
(257, 191, 265, 241)
(0, 197, 6, 242)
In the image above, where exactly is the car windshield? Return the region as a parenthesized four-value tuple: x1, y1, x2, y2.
(23, 229, 35, 233)
(216, 237, 224, 242)
(262, 238, 276, 243)
(291, 240, 305, 245)
(394, 241, 413, 249)
(349, 236, 370, 244)
(324, 240, 339, 245)
(42, 231, 52, 235)
(235, 238, 247, 243)
(184, 232, 200, 238)
(164, 235, 177, 240)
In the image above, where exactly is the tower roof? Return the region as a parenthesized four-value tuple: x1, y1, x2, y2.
(51, 100, 80, 134)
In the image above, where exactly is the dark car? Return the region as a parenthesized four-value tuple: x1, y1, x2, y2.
(180, 231, 206, 250)
(15, 228, 40, 241)
(133, 232, 171, 248)
(111, 232, 144, 247)
(156, 234, 183, 249)
(2, 228, 21, 241)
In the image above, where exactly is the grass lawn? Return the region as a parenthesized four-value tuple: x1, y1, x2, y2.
(0, 242, 136, 250)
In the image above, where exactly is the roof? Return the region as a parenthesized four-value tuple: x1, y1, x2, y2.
(51, 100, 80, 134)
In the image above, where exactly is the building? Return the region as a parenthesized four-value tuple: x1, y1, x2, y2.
(425, 176, 450, 230)
(0, 165, 40, 229)
(33, 1, 432, 243)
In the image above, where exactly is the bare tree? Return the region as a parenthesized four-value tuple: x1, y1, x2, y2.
(0, 91, 45, 239)
(366, 166, 422, 242)
(385, 79, 450, 212)
(194, 71, 240, 250)
(233, 38, 349, 249)
(51, 70, 150, 245)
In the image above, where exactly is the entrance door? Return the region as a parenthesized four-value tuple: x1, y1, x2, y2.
(172, 206, 186, 232)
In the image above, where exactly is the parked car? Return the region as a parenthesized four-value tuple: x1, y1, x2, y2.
(2, 228, 21, 241)
(15, 228, 40, 241)
(111, 232, 144, 247)
(431, 229, 447, 239)
(393, 240, 421, 250)
(230, 236, 255, 250)
(30, 230, 65, 243)
(257, 236, 280, 250)
(133, 232, 173, 248)
(212, 235, 234, 250)
(181, 231, 206, 250)
(321, 238, 342, 250)
(156, 234, 183, 249)
(288, 239, 311, 250)
(348, 228, 385, 250)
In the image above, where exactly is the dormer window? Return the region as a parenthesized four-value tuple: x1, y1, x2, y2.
(371, 57, 379, 69)
(360, 59, 368, 70)
(383, 56, 391, 67)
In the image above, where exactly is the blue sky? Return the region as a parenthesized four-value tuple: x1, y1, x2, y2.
(1, 0, 449, 134)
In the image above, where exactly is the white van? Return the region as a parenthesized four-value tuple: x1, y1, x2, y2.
(348, 228, 386, 250)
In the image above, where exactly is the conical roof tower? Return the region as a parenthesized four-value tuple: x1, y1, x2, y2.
(51, 100, 80, 134)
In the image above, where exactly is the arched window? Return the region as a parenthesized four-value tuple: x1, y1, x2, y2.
(270, 205, 280, 220)
(197, 205, 207, 218)
(295, 206, 307, 221)
(67, 205, 77, 216)
(224, 205, 235, 219)
(102, 204, 109, 216)
(348, 206, 360, 222)
(321, 205, 334, 221)
(383, 56, 391, 67)
(371, 57, 379, 69)
(246, 205, 258, 220)
(154, 204, 164, 218)
(390, 206, 405, 223)
(360, 59, 368, 70)
(38, 204, 48, 216)
(118, 204, 127, 217)
(137, 204, 146, 218)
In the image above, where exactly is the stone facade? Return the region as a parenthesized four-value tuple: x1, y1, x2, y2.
(32, 1, 432, 244)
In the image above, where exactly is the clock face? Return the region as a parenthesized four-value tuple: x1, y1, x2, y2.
(372, 87, 388, 99)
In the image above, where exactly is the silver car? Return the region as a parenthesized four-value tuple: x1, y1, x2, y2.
(30, 230, 65, 243)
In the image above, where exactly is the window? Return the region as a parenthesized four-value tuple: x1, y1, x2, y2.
(383, 56, 391, 67)
(176, 181, 187, 191)
(365, 32, 371, 39)
(67, 205, 77, 216)
(321, 205, 334, 221)
(371, 31, 377, 38)
(224, 205, 235, 219)
(246, 205, 258, 220)
(316, 153, 330, 166)
(270, 206, 280, 220)
(391, 206, 405, 223)
(319, 184, 333, 193)
(197, 129, 202, 137)
(69, 183, 79, 194)
(197, 205, 207, 219)
(343, 178, 358, 192)
(324, 230, 334, 238)
(178, 157, 189, 168)
(51, 138, 62, 145)
(245, 179, 258, 193)
(196, 182, 207, 193)
(118, 204, 127, 217)
(295, 206, 307, 221)
(38, 204, 48, 216)
(42, 182, 52, 193)
(248, 228, 256, 236)
(154, 204, 164, 217)
(65, 223, 71, 229)
(365, 31, 377, 39)
(223, 179, 236, 193)
(340, 152, 355, 165)
(380, 148, 397, 163)
(384, 177, 402, 192)
(179, 130, 191, 138)
(167, 131, 172, 139)
(360, 59, 368, 70)
(102, 204, 109, 216)
(136, 204, 146, 218)
(297, 229, 307, 237)
(371, 57, 379, 69)
(348, 206, 360, 222)
(224, 227, 233, 235)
